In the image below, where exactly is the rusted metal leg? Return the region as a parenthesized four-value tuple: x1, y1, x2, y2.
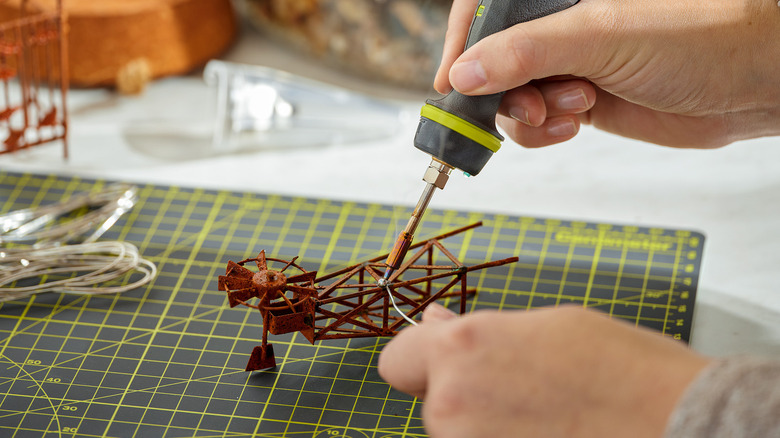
(458, 274, 465, 314)
(246, 310, 276, 371)
(245, 344, 275, 371)
(261, 309, 269, 346)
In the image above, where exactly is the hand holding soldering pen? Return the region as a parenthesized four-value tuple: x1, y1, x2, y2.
(380, 0, 579, 286)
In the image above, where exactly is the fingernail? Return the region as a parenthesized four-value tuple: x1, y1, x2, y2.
(508, 107, 531, 125)
(423, 302, 457, 322)
(547, 119, 577, 137)
(557, 89, 589, 111)
(450, 60, 487, 92)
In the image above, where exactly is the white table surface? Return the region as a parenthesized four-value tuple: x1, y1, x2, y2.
(2, 24, 778, 359)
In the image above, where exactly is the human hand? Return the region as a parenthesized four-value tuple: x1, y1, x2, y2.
(435, 0, 780, 148)
(378, 305, 710, 438)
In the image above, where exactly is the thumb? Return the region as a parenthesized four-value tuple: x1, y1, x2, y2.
(449, 4, 605, 95)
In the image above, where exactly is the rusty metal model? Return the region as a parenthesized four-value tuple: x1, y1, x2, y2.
(219, 222, 518, 371)
(0, 0, 68, 157)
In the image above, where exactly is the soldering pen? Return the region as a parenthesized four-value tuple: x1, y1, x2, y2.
(379, 159, 452, 286)
(379, 0, 579, 286)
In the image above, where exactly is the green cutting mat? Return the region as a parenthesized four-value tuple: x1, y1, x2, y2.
(0, 172, 703, 438)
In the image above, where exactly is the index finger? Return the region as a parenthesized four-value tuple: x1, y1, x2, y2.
(434, 0, 481, 93)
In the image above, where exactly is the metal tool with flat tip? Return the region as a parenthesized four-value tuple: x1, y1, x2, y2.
(380, 0, 579, 286)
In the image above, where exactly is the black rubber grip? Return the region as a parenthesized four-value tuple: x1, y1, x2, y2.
(415, 0, 579, 176)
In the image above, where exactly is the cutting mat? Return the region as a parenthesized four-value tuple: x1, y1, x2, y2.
(0, 172, 703, 437)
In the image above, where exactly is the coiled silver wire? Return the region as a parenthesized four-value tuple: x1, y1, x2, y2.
(0, 183, 157, 302)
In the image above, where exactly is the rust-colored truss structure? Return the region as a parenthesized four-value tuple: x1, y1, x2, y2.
(219, 222, 518, 371)
(0, 0, 68, 157)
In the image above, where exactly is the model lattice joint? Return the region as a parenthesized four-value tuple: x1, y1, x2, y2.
(218, 222, 518, 371)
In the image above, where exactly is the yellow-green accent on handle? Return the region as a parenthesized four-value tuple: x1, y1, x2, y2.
(420, 104, 502, 153)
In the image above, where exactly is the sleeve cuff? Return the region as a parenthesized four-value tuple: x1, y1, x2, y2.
(665, 356, 780, 437)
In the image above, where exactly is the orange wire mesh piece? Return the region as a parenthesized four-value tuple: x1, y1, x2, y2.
(0, 0, 68, 157)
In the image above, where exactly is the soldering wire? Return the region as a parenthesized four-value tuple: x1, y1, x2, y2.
(0, 183, 138, 246)
(0, 241, 157, 302)
(0, 184, 157, 302)
(383, 282, 418, 326)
